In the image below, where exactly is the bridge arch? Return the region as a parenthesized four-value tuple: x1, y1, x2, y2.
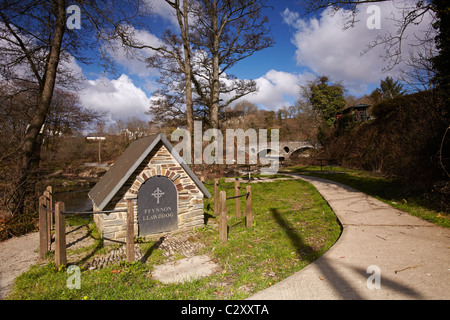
(289, 146, 315, 160)
(279, 141, 317, 159)
(242, 140, 318, 161)
(257, 148, 285, 161)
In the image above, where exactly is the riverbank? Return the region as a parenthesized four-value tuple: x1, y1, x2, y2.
(38, 163, 109, 194)
(0, 164, 109, 242)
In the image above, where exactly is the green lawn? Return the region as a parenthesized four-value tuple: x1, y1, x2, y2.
(8, 179, 341, 300)
(283, 166, 450, 228)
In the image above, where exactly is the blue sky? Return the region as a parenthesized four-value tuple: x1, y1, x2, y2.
(75, 0, 434, 122)
(229, 1, 303, 79)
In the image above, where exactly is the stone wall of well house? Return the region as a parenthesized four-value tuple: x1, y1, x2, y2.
(93, 142, 204, 244)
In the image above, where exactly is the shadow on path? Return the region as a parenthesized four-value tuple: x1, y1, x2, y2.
(270, 208, 364, 299)
(269, 177, 427, 300)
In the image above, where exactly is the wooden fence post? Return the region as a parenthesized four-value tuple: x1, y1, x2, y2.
(234, 180, 241, 219)
(214, 178, 219, 216)
(43, 189, 51, 250)
(246, 185, 253, 228)
(55, 202, 67, 267)
(219, 191, 227, 244)
(39, 196, 48, 260)
(126, 199, 135, 263)
(46, 185, 53, 229)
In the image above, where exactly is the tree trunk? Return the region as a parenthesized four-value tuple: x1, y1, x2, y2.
(11, 0, 66, 215)
(210, 0, 220, 130)
(211, 50, 220, 130)
(181, 0, 194, 162)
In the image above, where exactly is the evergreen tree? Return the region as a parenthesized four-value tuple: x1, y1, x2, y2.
(308, 76, 346, 126)
(379, 76, 406, 100)
(370, 76, 406, 104)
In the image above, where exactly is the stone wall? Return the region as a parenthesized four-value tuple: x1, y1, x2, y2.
(93, 142, 205, 245)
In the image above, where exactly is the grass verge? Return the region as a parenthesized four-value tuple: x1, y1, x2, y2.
(8, 179, 341, 300)
(283, 166, 450, 228)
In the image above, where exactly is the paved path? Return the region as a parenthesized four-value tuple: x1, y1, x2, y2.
(0, 232, 39, 300)
(249, 175, 450, 300)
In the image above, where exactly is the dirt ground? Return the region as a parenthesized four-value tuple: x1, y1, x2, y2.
(0, 232, 40, 300)
(0, 224, 96, 300)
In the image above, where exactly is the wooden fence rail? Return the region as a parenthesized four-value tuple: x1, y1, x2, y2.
(39, 187, 135, 267)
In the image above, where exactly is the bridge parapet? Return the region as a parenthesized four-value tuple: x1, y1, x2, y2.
(241, 140, 318, 159)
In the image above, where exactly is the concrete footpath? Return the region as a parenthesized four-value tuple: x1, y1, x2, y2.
(249, 175, 450, 300)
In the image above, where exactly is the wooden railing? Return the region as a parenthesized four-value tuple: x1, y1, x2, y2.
(39, 179, 253, 266)
(204, 178, 253, 244)
(38, 187, 135, 267)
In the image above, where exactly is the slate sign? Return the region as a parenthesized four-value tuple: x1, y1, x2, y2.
(137, 176, 177, 235)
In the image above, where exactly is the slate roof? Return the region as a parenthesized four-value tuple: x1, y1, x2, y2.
(88, 133, 211, 210)
(343, 103, 370, 112)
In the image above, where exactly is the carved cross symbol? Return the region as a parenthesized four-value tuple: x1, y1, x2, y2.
(152, 188, 164, 204)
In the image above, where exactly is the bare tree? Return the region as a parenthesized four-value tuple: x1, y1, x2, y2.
(189, 0, 274, 129)
(0, 0, 144, 215)
(143, 27, 192, 128)
(399, 32, 438, 91)
(45, 89, 106, 146)
(115, 0, 196, 162)
(128, 1, 273, 132)
(0, 81, 104, 211)
(173, 0, 194, 137)
(303, 0, 437, 71)
(0, 0, 68, 215)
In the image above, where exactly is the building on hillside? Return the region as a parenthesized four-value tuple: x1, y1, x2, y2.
(336, 104, 371, 123)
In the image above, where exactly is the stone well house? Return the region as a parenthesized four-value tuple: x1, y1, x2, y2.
(88, 133, 211, 244)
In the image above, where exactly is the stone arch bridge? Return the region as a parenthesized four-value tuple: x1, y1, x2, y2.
(242, 140, 318, 160)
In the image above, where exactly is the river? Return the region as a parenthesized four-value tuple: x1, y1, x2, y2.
(54, 189, 93, 212)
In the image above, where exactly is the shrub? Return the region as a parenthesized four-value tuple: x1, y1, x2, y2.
(327, 90, 449, 209)
(0, 211, 39, 241)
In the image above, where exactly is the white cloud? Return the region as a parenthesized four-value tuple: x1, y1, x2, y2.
(240, 69, 316, 110)
(108, 26, 163, 78)
(145, 0, 178, 26)
(79, 74, 151, 121)
(281, 7, 300, 27)
(62, 55, 84, 78)
(282, 1, 435, 94)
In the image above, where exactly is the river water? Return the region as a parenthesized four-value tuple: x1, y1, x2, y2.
(54, 189, 93, 212)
